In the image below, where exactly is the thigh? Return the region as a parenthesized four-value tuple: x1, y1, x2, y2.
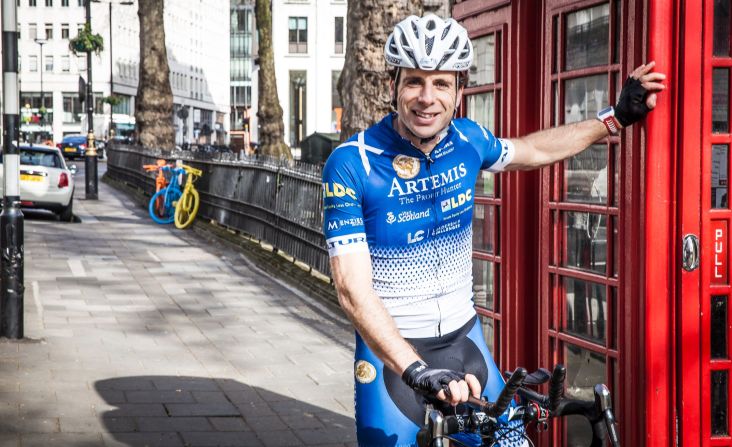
(354, 334, 422, 447)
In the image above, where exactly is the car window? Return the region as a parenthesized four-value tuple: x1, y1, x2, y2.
(20, 150, 62, 168)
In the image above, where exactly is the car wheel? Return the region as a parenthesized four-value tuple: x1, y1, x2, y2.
(57, 197, 74, 222)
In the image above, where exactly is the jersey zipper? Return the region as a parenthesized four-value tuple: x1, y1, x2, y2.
(422, 151, 444, 337)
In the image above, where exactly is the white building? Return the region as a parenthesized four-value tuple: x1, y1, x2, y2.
(16, 0, 230, 145)
(251, 0, 347, 148)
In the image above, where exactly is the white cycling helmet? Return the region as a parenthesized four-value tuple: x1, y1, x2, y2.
(384, 14, 473, 71)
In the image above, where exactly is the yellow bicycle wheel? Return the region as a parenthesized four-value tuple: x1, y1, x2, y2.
(174, 187, 200, 229)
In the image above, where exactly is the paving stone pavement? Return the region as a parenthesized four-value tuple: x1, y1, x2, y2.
(0, 166, 357, 447)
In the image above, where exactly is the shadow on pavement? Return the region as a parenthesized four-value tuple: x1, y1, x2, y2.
(95, 376, 355, 447)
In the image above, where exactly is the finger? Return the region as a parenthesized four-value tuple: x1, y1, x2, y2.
(646, 93, 658, 109)
(641, 81, 666, 92)
(631, 61, 657, 79)
(457, 379, 470, 402)
(448, 381, 462, 406)
(465, 374, 482, 398)
(436, 389, 448, 402)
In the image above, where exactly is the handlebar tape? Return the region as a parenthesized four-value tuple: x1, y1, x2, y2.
(548, 364, 566, 412)
(487, 367, 527, 417)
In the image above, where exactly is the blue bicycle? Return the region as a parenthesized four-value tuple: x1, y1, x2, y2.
(148, 164, 185, 224)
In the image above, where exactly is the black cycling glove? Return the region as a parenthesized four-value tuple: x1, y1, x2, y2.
(402, 360, 466, 396)
(614, 76, 651, 127)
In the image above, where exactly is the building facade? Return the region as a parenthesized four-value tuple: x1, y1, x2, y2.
(230, 0, 254, 152)
(251, 0, 347, 149)
(16, 0, 230, 145)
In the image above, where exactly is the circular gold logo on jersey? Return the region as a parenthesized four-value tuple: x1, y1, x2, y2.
(392, 155, 421, 179)
(354, 360, 377, 384)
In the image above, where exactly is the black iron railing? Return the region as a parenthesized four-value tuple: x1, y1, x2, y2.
(105, 145, 330, 275)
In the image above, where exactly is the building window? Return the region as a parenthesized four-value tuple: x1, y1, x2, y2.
(76, 54, 86, 71)
(77, 0, 83, 5)
(29, 55, 37, 72)
(45, 55, 53, 72)
(29, 0, 36, 6)
(61, 55, 69, 72)
(331, 70, 342, 133)
(17, 23, 21, 39)
(62, 0, 68, 5)
(45, 23, 53, 40)
(112, 94, 131, 115)
(61, 24, 69, 39)
(334, 17, 344, 54)
(288, 17, 307, 53)
(28, 23, 37, 40)
(289, 70, 306, 146)
(45, 0, 52, 6)
(62, 93, 82, 123)
(77, 24, 83, 36)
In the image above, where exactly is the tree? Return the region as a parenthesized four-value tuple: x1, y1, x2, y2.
(135, 0, 175, 150)
(338, 0, 423, 142)
(255, 0, 292, 160)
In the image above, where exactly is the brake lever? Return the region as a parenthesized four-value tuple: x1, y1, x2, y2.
(594, 384, 621, 447)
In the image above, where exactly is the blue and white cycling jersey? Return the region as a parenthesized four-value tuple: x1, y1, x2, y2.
(322, 114, 514, 338)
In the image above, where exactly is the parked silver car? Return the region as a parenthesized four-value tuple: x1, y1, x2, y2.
(0, 145, 76, 221)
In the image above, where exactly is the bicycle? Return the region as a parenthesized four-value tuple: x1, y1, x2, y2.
(173, 164, 202, 229)
(417, 365, 620, 447)
(146, 162, 186, 225)
(143, 159, 171, 220)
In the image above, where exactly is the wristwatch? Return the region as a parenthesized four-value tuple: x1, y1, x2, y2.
(597, 106, 621, 135)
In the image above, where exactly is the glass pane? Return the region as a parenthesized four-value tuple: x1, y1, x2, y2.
(475, 171, 495, 197)
(469, 34, 496, 87)
(712, 296, 728, 359)
(612, 216, 618, 278)
(564, 344, 607, 446)
(713, 68, 730, 133)
(712, 145, 729, 208)
(564, 277, 607, 344)
(565, 75, 608, 124)
(564, 144, 608, 204)
(472, 259, 496, 311)
(552, 81, 559, 127)
(613, 2, 620, 64)
(466, 92, 495, 132)
(612, 144, 619, 207)
(712, 370, 729, 436)
(472, 204, 495, 253)
(564, 212, 607, 274)
(565, 3, 610, 71)
(610, 287, 617, 349)
(715, 0, 731, 57)
(480, 316, 496, 356)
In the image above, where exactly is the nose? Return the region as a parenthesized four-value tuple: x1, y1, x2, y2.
(417, 83, 435, 104)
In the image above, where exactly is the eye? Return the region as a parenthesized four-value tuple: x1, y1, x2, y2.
(405, 78, 422, 87)
(435, 80, 451, 89)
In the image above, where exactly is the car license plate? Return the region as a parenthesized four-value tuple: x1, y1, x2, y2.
(20, 174, 43, 182)
(64, 147, 75, 152)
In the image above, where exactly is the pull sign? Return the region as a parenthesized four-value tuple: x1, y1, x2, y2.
(711, 220, 728, 283)
(682, 234, 700, 272)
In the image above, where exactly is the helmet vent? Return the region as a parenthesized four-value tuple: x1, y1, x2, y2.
(441, 25, 450, 40)
(425, 36, 435, 55)
(411, 22, 419, 35)
(401, 34, 409, 47)
(449, 38, 458, 50)
(426, 19, 436, 30)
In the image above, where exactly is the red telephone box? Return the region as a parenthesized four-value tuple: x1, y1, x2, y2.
(454, 0, 725, 445)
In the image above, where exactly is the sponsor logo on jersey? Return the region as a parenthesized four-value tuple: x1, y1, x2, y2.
(327, 234, 367, 249)
(408, 230, 425, 244)
(354, 360, 377, 384)
(323, 182, 357, 200)
(388, 162, 467, 197)
(440, 189, 472, 212)
(399, 209, 430, 223)
(392, 155, 421, 180)
(327, 220, 339, 231)
(386, 212, 397, 224)
(327, 218, 364, 231)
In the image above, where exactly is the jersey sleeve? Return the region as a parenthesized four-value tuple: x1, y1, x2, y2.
(455, 119, 515, 172)
(322, 146, 369, 258)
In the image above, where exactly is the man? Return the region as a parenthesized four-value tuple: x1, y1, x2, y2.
(322, 14, 665, 447)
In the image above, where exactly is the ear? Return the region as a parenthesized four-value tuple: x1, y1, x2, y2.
(455, 86, 464, 110)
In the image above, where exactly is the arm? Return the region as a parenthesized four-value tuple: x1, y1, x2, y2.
(331, 251, 480, 404)
(330, 251, 420, 375)
(506, 61, 667, 170)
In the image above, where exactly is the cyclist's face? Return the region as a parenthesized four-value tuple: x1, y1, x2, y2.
(392, 69, 462, 147)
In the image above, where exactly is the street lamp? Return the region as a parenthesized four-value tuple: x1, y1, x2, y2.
(92, 0, 134, 142)
(34, 37, 46, 136)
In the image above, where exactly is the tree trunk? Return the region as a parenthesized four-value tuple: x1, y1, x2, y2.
(338, 0, 422, 142)
(255, 0, 292, 160)
(135, 0, 175, 150)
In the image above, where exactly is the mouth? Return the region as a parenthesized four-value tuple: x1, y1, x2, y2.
(413, 111, 438, 119)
